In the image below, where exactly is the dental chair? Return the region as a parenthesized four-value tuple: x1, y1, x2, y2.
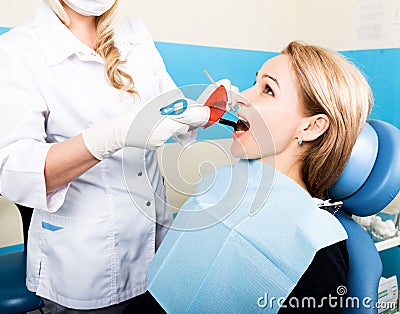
(0, 202, 45, 314)
(327, 119, 400, 314)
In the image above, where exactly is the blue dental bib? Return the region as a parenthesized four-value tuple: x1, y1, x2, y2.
(147, 159, 347, 313)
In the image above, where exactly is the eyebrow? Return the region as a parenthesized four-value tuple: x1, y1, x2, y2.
(261, 73, 280, 89)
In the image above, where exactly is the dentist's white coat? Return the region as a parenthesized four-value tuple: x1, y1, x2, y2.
(0, 2, 174, 309)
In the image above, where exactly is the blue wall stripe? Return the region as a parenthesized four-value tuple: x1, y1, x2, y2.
(0, 243, 24, 255)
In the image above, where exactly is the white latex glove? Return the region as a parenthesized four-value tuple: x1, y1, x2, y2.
(82, 96, 190, 160)
(169, 103, 211, 128)
(196, 78, 239, 112)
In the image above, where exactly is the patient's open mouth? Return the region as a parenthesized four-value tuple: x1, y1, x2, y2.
(218, 118, 250, 134)
(235, 118, 250, 133)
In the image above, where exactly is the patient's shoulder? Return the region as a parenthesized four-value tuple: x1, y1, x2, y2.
(279, 240, 349, 313)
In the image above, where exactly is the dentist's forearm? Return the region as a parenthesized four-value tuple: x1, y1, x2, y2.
(44, 134, 99, 193)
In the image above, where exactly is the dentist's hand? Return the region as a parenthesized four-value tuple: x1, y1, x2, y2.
(82, 81, 236, 160)
(169, 103, 211, 128)
(82, 98, 190, 160)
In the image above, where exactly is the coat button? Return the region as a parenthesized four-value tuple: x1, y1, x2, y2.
(146, 201, 151, 206)
(138, 172, 143, 176)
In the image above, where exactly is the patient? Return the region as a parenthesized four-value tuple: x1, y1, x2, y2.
(145, 41, 373, 314)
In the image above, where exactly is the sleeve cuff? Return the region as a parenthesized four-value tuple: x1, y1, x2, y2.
(0, 140, 69, 212)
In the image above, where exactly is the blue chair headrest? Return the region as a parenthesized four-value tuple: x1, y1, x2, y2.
(328, 119, 400, 216)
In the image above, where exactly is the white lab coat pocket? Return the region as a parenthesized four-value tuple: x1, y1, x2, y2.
(40, 215, 114, 302)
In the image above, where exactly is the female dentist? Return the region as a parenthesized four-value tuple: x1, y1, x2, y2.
(0, 0, 208, 312)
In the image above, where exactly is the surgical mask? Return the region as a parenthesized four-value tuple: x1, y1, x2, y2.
(63, 0, 116, 16)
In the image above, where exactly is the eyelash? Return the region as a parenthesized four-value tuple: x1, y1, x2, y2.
(253, 72, 274, 97)
(262, 84, 274, 97)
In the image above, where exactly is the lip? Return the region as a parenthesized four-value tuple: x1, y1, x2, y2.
(232, 130, 246, 139)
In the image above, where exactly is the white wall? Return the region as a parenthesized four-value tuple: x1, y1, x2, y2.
(0, 0, 42, 27)
(0, 0, 297, 51)
(120, 0, 297, 51)
(296, 0, 400, 50)
(0, 197, 23, 247)
(296, 0, 358, 50)
(157, 139, 238, 210)
(1, 0, 398, 51)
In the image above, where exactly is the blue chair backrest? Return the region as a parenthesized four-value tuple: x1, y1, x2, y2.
(328, 119, 400, 313)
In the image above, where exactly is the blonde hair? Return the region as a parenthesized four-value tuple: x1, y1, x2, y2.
(281, 41, 373, 198)
(45, 0, 136, 95)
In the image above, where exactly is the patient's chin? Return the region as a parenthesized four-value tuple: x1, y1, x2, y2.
(230, 141, 259, 160)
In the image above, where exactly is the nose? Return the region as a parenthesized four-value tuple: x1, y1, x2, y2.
(240, 88, 251, 101)
(236, 88, 253, 107)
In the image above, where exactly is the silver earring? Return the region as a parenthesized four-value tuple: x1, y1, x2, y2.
(297, 137, 303, 145)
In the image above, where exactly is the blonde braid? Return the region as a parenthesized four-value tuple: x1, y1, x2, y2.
(95, 1, 136, 94)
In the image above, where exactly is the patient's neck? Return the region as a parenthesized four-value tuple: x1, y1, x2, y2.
(259, 156, 309, 195)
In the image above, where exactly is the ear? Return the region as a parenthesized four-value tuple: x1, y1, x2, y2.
(300, 114, 330, 142)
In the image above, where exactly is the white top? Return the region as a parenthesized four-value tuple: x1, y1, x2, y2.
(0, 2, 175, 309)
